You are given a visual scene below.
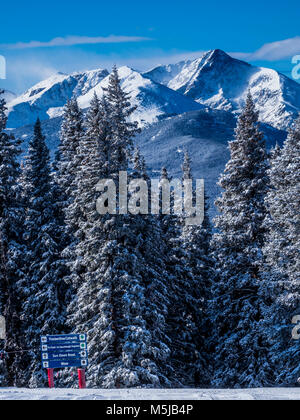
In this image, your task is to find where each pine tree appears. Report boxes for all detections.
[129,149,173,387]
[0,91,26,386]
[180,151,214,386]
[57,98,84,232]
[0,349,7,386]
[262,114,300,386]
[160,153,213,387]
[157,166,192,386]
[211,93,271,388]
[21,119,67,387]
[103,65,140,174]
[66,74,172,388]
[54,98,85,331]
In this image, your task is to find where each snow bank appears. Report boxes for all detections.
[0,388,299,400]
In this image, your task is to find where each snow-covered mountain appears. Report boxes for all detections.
[11,106,286,218]
[146,49,300,130]
[78,66,203,126]
[134,108,286,216]
[143,60,192,86]
[0,89,17,103]
[3,48,297,211]
[7,66,203,129]
[6,50,300,130]
[7,69,109,128]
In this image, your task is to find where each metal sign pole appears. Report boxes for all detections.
[47,368,54,388]
[78,368,86,389]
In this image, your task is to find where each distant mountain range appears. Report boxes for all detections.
[3,49,298,212]
[6,49,300,131]
[144,49,300,130]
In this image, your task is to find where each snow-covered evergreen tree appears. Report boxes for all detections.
[21,119,67,387]
[57,98,84,235]
[0,349,7,386]
[160,153,213,387]
[103,65,140,174]
[179,151,214,386]
[211,93,272,388]
[54,98,85,334]
[66,77,171,388]
[0,91,26,386]
[156,166,194,386]
[262,114,300,386]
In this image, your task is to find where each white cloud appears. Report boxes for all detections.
[230,37,300,61]
[0,35,152,50]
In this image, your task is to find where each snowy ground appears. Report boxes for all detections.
[0,388,300,400]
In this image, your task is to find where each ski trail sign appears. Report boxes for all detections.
[0,316,5,340]
[40,334,88,369]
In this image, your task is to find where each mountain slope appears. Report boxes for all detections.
[11,105,286,219]
[78,66,203,126]
[7,51,300,130]
[134,108,286,216]
[0,89,17,103]
[7,69,109,128]
[7,66,203,129]
[147,49,300,130]
[143,60,192,86]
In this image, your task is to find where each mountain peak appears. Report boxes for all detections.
[201,49,248,68]
[206,49,231,59]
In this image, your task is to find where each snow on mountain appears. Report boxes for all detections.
[5,50,296,209]
[7,51,300,130]
[0,89,17,103]
[7,69,109,128]
[78,66,203,126]
[7,66,202,129]
[134,108,286,216]
[11,106,286,218]
[147,49,300,130]
[143,60,192,86]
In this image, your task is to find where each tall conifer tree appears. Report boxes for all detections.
[180,151,213,386]
[21,119,67,387]
[211,93,271,387]
[66,75,172,388]
[262,115,300,386]
[0,91,25,386]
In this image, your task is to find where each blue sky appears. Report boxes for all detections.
[1,0,300,92]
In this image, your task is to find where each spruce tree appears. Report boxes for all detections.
[262,114,300,386]
[66,74,172,388]
[211,93,271,388]
[21,119,67,387]
[103,65,140,174]
[57,98,84,234]
[55,98,85,332]
[0,91,26,386]
[0,349,7,386]
[161,154,213,387]
[180,151,214,386]
[158,166,193,386]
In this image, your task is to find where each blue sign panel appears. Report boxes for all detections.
[42,359,88,369]
[40,334,88,369]
[41,350,87,361]
[40,342,87,352]
[40,334,86,344]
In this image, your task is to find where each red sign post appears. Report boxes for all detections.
[47,368,54,389]
[78,369,86,389]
